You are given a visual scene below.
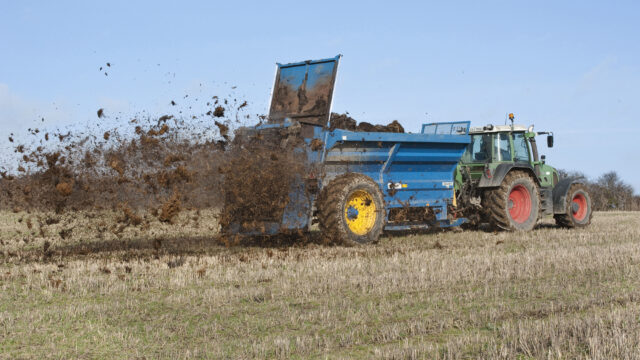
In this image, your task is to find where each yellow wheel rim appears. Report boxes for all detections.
[344,190,377,235]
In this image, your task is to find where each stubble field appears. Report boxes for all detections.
[1,211,639,359]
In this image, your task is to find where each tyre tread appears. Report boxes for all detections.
[481,171,540,231]
[317,173,385,245]
[554,183,593,228]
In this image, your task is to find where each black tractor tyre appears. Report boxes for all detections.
[317,173,386,246]
[554,183,593,228]
[482,171,540,231]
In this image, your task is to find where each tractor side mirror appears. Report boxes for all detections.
[547,134,554,148]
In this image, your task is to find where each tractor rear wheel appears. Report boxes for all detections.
[482,171,540,231]
[554,183,593,228]
[317,173,386,245]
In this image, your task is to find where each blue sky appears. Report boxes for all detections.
[1,1,639,192]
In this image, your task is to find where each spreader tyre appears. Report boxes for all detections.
[554,183,593,228]
[317,173,386,245]
[482,171,540,231]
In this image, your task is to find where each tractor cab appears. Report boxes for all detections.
[462,124,530,163]
[458,123,558,189]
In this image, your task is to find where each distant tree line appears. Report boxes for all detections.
[558,170,640,211]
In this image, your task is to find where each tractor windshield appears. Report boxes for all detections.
[461,132,516,163]
[494,133,512,162]
[461,134,492,163]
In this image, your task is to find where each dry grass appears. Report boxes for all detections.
[1,211,639,359]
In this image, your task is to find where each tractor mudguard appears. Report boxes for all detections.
[553,177,583,214]
[478,163,538,188]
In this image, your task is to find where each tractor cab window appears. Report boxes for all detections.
[493,133,512,162]
[513,132,530,162]
[462,134,492,163]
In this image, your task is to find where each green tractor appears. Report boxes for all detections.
[455,114,592,231]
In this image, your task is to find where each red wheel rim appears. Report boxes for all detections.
[572,193,588,221]
[508,185,532,223]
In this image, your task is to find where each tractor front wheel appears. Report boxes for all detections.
[554,183,593,228]
[482,171,540,231]
[317,173,386,245]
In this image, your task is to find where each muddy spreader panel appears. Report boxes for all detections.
[268,56,340,127]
